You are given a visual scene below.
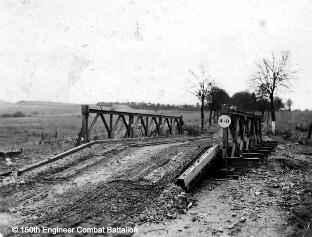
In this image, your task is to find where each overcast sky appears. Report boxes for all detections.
[0,0,311,109]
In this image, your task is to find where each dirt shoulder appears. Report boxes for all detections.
[270,140,312,237]
[134,138,312,237]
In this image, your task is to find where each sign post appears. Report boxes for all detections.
[218,113,231,161]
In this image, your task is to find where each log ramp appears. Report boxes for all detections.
[177,144,220,191]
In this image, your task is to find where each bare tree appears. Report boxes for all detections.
[208,87,230,125]
[189,66,214,132]
[251,51,296,134]
[286,98,293,111]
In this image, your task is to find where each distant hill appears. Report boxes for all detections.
[0,100,12,105]
[16,100,79,106]
[0,100,80,116]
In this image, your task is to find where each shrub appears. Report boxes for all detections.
[31,111,39,115]
[1,111,27,118]
[277,129,293,140]
[183,125,201,136]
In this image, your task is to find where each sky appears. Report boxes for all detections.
[0,0,311,109]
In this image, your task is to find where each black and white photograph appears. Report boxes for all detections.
[0,0,311,236]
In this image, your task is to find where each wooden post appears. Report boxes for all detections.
[179,116,184,134]
[129,115,134,137]
[166,118,172,135]
[145,117,149,136]
[81,105,89,143]
[246,118,251,150]
[255,119,260,144]
[222,127,229,160]
[307,123,312,140]
[153,117,160,135]
[221,104,229,160]
[109,113,113,138]
[259,117,262,143]
[158,117,162,136]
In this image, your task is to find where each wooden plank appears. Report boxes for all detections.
[113,115,122,131]
[17,141,97,175]
[99,114,111,137]
[89,108,182,119]
[226,157,262,167]
[230,117,239,157]
[178,117,183,134]
[109,113,113,138]
[129,115,134,137]
[158,117,162,136]
[241,152,265,158]
[152,117,160,135]
[145,117,149,136]
[140,116,148,136]
[0,170,12,177]
[88,113,99,134]
[165,118,172,135]
[120,114,130,137]
[177,145,219,190]
[174,118,180,134]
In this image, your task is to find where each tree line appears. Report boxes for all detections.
[191,51,296,133]
[99,90,287,113]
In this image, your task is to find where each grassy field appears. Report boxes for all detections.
[262,110,312,135]
[276,110,312,129]
[0,102,210,150]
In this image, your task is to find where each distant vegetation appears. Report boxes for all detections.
[97,94,286,114]
[96,101,200,111]
[1,111,27,118]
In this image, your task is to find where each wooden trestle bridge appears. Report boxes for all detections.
[76,104,184,145]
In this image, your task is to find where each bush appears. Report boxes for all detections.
[277,129,293,140]
[295,123,308,132]
[31,111,39,115]
[1,111,27,118]
[183,125,201,136]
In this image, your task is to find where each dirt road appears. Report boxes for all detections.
[0,135,216,236]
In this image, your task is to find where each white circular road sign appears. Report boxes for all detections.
[218,115,231,128]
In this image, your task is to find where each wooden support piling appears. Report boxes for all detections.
[81,105,89,142]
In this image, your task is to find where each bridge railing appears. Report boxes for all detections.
[76,105,184,145]
[220,105,263,159]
